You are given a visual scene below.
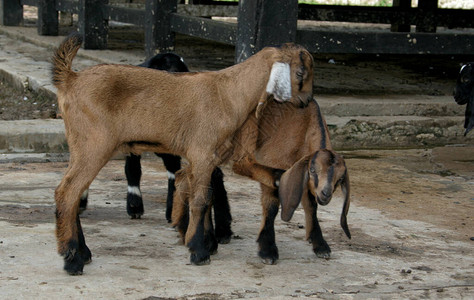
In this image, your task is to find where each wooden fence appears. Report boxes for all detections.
[1,0,473,61]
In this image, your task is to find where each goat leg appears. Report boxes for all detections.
[185,165,216,265]
[171,168,191,242]
[302,192,331,259]
[158,153,182,223]
[125,154,144,219]
[257,184,280,264]
[211,167,233,244]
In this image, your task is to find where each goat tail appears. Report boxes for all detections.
[52,32,83,88]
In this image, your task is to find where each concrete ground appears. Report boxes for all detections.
[0,19,473,299]
[0,147,473,299]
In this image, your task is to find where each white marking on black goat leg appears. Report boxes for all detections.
[167,171,176,180]
[81,189,89,200]
[127,186,142,197]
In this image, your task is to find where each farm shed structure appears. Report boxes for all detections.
[1,0,473,61]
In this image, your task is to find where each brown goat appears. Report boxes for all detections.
[172,98,351,264]
[51,33,314,275]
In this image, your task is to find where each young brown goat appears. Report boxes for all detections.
[52,33,314,274]
[173,99,351,264]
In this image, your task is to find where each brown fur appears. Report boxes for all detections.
[52,33,314,271]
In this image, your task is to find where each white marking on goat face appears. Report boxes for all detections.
[266,62,292,102]
[127,186,142,197]
[167,171,176,180]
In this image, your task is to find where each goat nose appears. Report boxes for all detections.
[321,189,331,198]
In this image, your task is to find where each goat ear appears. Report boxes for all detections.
[340,169,351,239]
[279,156,309,222]
[266,62,292,102]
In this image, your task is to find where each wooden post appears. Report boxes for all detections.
[416,0,438,33]
[390,0,411,32]
[78,0,109,49]
[37,0,58,35]
[0,0,23,26]
[144,0,177,58]
[235,0,298,63]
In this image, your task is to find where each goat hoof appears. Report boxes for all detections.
[190,252,211,265]
[215,228,233,244]
[216,235,232,245]
[127,194,144,219]
[258,246,279,265]
[64,251,85,276]
[261,257,277,265]
[82,245,92,265]
[130,213,142,220]
[314,244,331,259]
[206,235,218,255]
[315,251,331,259]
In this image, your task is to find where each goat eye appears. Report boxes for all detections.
[296,69,304,79]
[461,76,470,84]
[310,167,315,173]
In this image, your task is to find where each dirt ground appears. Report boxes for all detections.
[0,146,472,299]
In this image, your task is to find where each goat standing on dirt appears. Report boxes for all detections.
[173,99,351,264]
[454,63,474,135]
[78,53,232,242]
[52,33,314,275]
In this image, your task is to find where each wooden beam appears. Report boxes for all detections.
[56,0,79,14]
[170,13,236,45]
[21,0,37,6]
[296,29,474,55]
[107,5,145,26]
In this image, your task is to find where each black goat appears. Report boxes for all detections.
[454,63,474,136]
[78,53,233,243]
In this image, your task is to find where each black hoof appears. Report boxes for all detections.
[216,235,232,245]
[313,241,331,259]
[82,245,92,265]
[63,242,92,275]
[258,245,279,265]
[127,194,144,219]
[207,236,218,255]
[261,257,278,265]
[215,228,233,245]
[190,251,211,265]
[64,250,85,275]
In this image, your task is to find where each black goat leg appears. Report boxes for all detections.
[158,153,182,223]
[125,154,144,219]
[257,185,279,264]
[211,167,233,244]
[302,193,331,258]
